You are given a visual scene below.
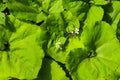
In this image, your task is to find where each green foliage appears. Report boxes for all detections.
[37,58,69,80]
[0,0,120,80]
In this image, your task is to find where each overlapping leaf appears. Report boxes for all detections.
[46,1,89,63]
[0,0,120,80]
[0,15,45,79]
[103,1,120,30]
[6,0,47,23]
[66,6,120,80]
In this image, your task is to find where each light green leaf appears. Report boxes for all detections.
[47,36,84,63]
[110,1,120,30]
[108,1,120,22]
[66,22,120,80]
[103,1,120,31]
[102,1,120,40]
[0,15,45,79]
[7,1,47,23]
[37,58,69,80]
[49,0,64,13]
[63,1,89,17]
[84,6,104,27]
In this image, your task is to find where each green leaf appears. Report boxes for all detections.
[66,21,120,80]
[0,15,45,79]
[108,1,120,22]
[37,58,69,80]
[103,1,120,30]
[47,36,84,63]
[49,0,64,13]
[102,1,120,40]
[84,5,104,27]
[42,0,64,13]
[7,1,47,23]
[63,1,89,17]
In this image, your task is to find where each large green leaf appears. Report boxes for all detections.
[0,15,45,79]
[66,21,120,80]
[103,1,120,41]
